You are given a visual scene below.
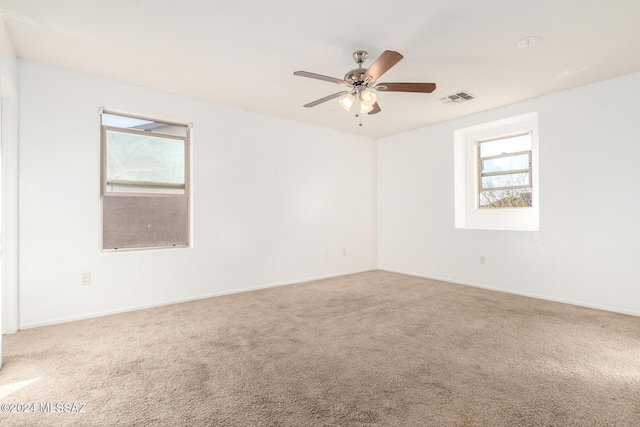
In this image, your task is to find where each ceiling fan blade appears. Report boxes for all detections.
[368,102,381,115]
[303,91,349,108]
[294,71,351,87]
[375,82,436,93]
[363,50,403,82]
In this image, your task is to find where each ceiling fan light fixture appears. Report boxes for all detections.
[339,93,356,111]
[360,89,377,107]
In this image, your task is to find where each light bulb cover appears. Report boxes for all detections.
[339,93,356,111]
[360,89,377,107]
[360,103,373,113]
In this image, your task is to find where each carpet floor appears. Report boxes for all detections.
[1,270,639,426]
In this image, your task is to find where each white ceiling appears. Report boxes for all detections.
[1,0,639,138]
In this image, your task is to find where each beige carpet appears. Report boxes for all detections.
[1,270,639,426]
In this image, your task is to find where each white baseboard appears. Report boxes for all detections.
[378,267,640,317]
[21,266,637,330]
[19,267,378,330]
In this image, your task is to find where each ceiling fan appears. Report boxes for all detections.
[294,50,436,118]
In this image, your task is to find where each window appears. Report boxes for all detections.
[477,132,532,209]
[454,112,538,231]
[100,110,190,251]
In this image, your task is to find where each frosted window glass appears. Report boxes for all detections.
[106,130,185,194]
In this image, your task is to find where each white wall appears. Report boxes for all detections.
[378,71,640,315]
[19,59,377,328]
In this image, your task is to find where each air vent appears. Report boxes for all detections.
[440,91,475,104]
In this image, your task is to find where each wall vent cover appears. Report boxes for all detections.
[440,91,475,104]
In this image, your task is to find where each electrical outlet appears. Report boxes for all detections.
[323,250,327,258]
[342,248,347,256]
[479,256,486,265]
[80,273,91,286]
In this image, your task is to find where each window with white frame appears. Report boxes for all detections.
[100,110,191,251]
[454,112,539,231]
[477,132,532,209]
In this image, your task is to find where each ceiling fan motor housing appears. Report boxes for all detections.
[345,68,367,85]
[346,51,371,85]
